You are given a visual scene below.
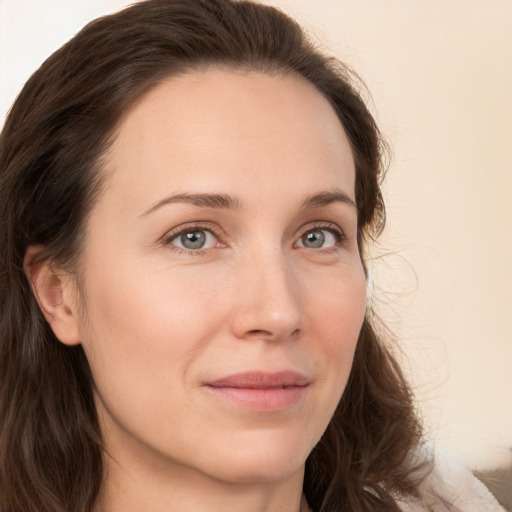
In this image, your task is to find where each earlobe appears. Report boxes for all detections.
[24,246,82,346]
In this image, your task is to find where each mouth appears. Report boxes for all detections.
[203,371,310,411]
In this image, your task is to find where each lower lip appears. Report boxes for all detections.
[204,385,307,411]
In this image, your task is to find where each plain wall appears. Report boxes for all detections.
[1,0,511,470]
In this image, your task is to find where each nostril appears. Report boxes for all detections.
[245,328,300,341]
[247,329,273,337]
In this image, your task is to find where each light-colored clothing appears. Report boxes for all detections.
[397,456,506,512]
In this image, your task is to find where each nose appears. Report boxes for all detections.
[229,249,302,342]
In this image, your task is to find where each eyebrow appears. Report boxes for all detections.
[300,189,357,211]
[140,192,241,217]
[140,188,357,217]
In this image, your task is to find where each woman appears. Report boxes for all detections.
[0,1,504,511]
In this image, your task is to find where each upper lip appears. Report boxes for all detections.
[205,371,310,389]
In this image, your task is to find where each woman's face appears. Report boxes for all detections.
[73,69,366,484]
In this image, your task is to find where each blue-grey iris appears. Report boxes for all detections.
[181,231,206,249]
[302,230,325,248]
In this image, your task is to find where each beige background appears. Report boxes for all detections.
[1,0,511,470]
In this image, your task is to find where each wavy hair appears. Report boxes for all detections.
[0,1,429,511]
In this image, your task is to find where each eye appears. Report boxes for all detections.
[168,229,218,250]
[296,227,342,249]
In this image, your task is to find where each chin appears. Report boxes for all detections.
[211,456,306,485]
[196,429,313,484]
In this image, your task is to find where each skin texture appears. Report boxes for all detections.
[28,69,367,512]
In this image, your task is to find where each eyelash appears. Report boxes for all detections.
[296,222,347,252]
[161,221,347,255]
[161,221,224,256]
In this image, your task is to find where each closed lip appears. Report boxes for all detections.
[203,371,310,411]
[205,370,310,389]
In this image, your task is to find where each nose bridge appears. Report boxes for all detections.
[231,241,301,340]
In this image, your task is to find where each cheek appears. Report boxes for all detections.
[305,265,366,380]
[83,257,227,340]
[77,262,231,408]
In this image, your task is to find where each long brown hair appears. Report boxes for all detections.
[0,1,428,511]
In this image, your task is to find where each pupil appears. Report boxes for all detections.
[303,230,324,248]
[181,231,206,249]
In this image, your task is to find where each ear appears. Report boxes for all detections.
[24,245,82,346]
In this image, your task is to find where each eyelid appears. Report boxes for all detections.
[161,221,225,253]
[294,221,347,248]
[159,220,347,254]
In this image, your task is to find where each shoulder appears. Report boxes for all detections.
[396,454,506,512]
[399,450,506,512]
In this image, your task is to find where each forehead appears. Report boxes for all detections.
[102,68,355,210]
